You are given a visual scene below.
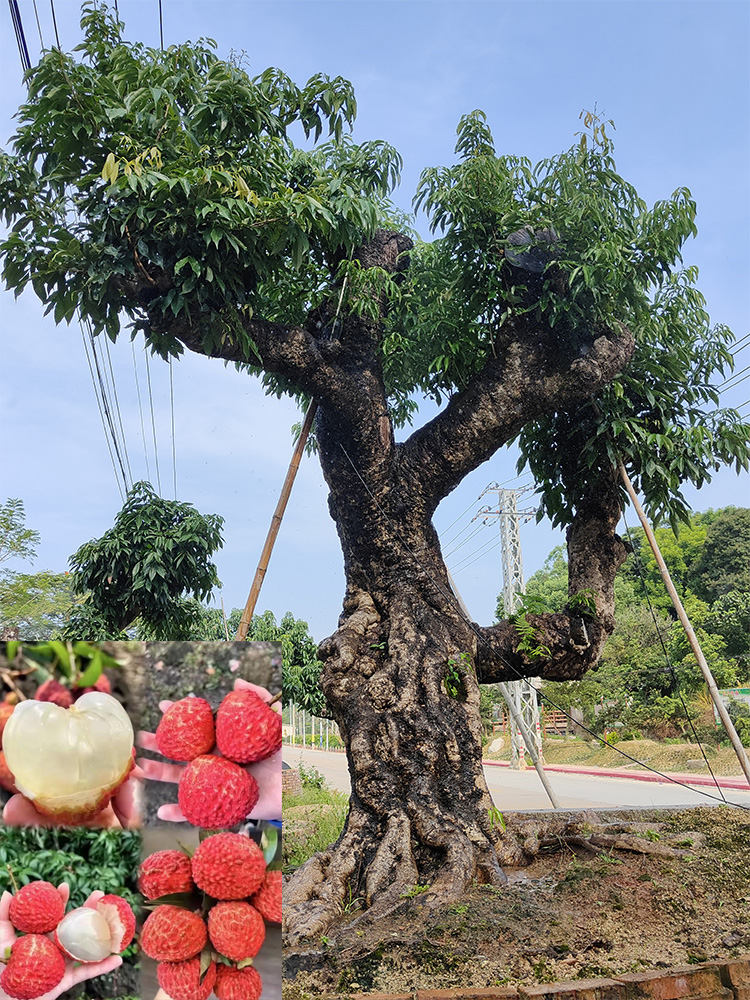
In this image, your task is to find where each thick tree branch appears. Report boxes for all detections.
[398,321,634,516]
[474,480,627,683]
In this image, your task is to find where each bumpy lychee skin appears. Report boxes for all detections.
[191,832,266,900]
[0,934,66,1000]
[0,750,17,793]
[208,900,265,960]
[251,868,282,923]
[35,678,73,708]
[97,894,136,952]
[157,957,217,1000]
[214,964,263,1000]
[178,755,258,828]
[0,702,15,737]
[139,849,195,900]
[8,880,65,933]
[215,689,282,764]
[156,697,216,762]
[140,905,207,962]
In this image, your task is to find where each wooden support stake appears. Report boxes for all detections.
[618,461,750,788]
[235,401,318,640]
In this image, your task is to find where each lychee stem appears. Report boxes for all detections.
[269,692,282,706]
[6,865,18,893]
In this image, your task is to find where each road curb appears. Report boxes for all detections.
[481,758,749,791]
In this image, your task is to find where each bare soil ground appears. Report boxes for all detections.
[282,805,750,998]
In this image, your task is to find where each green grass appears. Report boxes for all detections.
[283,781,349,871]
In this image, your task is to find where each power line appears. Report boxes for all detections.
[31,0,44,49]
[449,532,502,573]
[443,519,490,559]
[450,538,502,575]
[158,0,163,49]
[131,339,152,483]
[144,347,162,494]
[103,335,132,487]
[169,358,177,499]
[337,441,749,811]
[80,325,126,502]
[621,506,726,803]
[8,0,31,71]
[49,0,59,47]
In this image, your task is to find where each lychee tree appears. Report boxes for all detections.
[1,2,749,942]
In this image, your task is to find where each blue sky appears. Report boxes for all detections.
[0,0,748,641]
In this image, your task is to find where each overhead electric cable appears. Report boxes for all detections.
[448,532,502,572]
[450,538,502,575]
[80,326,126,502]
[9,0,31,71]
[49,0,59,47]
[31,0,44,49]
[144,348,162,494]
[85,325,131,492]
[158,0,163,49]
[720,363,750,389]
[103,335,132,486]
[337,441,749,811]
[443,519,490,559]
[169,359,177,499]
[131,340,152,483]
[621,505,726,803]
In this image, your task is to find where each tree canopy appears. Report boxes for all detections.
[1,4,747,536]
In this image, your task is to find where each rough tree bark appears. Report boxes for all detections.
[130,229,634,944]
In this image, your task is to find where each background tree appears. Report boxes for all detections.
[0,499,40,565]
[1,5,748,941]
[64,481,224,638]
[0,569,73,638]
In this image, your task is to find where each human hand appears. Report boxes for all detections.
[137,679,281,822]
[0,886,123,1000]
[2,768,144,830]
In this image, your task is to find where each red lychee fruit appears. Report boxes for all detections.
[251,868,282,923]
[8,881,65,934]
[0,750,18,793]
[157,957,217,1000]
[215,688,282,764]
[139,849,195,900]
[34,678,73,708]
[178,755,258,828]
[0,702,15,737]
[191,832,266,900]
[208,900,265,961]
[140,905,207,962]
[73,673,112,698]
[97,894,136,952]
[214,964,263,1000]
[156,696,215,761]
[0,934,66,1000]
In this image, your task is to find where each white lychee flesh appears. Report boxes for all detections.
[1,692,134,820]
[56,907,113,962]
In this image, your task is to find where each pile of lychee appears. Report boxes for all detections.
[139,832,281,1000]
[155,690,281,828]
[0,880,135,1000]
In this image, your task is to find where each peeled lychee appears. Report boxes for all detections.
[1,691,135,822]
[215,688,282,764]
[140,905,208,962]
[156,697,215,761]
[251,868,282,923]
[157,957,217,1000]
[55,895,135,962]
[214,964,263,1000]
[178,754,258,828]
[35,678,73,708]
[0,934,66,1000]
[8,880,65,934]
[208,900,265,961]
[139,849,195,900]
[191,832,266,900]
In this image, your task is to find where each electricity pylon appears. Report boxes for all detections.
[477,486,544,769]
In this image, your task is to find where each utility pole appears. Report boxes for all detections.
[478,486,544,769]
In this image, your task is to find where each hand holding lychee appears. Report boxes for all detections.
[137,680,282,825]
[0,882,133,1000]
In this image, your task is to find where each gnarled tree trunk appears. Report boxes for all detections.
[132,228,633,944]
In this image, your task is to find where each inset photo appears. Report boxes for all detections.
[137,642,282,827]
[0,825,141,998]
[0,641,143,830]
[139,823,281,1000]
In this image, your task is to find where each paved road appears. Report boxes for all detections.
[285,746,750,811]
